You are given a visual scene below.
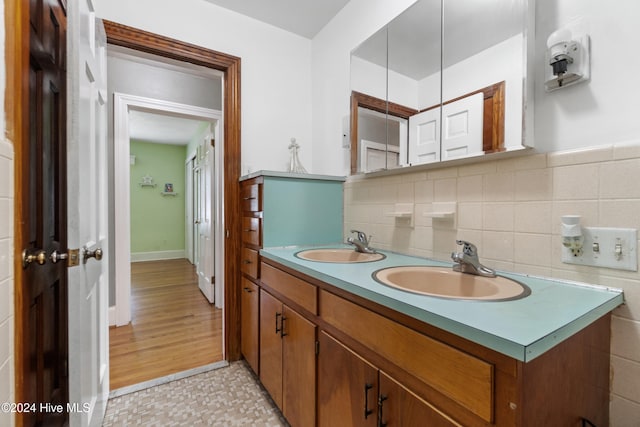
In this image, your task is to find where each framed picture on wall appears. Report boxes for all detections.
[164,183,173,193]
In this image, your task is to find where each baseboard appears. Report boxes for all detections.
[109,306,116,326]
[131,250,186,262]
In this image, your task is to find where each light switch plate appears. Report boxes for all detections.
[562,227,638,271]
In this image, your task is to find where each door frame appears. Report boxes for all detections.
[104,20,242,360]
[113,94,223,325]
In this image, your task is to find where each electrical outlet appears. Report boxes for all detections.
[562,227,638,271]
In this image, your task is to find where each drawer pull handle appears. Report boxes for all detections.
[280,316,288,337]
[378,395,388,427]
[364,383,374,419]
[243,228,256,232]
[243,259,252,264]
[243,287,253,293]
[275,312,282,334]
[243,196,256,200]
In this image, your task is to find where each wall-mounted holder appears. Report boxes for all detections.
[138,174,156,187]
[562,226,638,271]
[161,192,179,197]
[385,203,414,228]
[424,202,457,228]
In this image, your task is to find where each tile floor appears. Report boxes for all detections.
[103,362,287,426]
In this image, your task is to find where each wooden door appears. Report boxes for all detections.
[240,278,259,374]
[282,305,316,427]
[379,371,461,427]
[259,290,283,408]
[318,332,378,427]
[20,0,68,425]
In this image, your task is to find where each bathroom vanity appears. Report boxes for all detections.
[248,245,622,427]
[239,171,344,374]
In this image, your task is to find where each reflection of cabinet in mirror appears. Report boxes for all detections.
[351,81,505,173]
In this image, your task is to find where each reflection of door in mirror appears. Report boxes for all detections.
[360,140,400,173]
[350,91,417,174]
[408,81,505,165]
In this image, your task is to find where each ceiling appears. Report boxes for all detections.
[129,110,209,145]
[201,0,350,39]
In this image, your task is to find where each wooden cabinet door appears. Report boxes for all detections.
[282,306,317,427]
[241,279,259,374]
[318,332,378,427]
[259,290,283,408]
[379,371,461,427]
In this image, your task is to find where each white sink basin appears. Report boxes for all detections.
[295,248,385,263]
[373,266,530,301]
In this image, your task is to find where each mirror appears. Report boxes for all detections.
[350,0,533,174]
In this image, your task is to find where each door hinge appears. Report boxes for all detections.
[211,276,215,284]
[210,138,215,147]
[67,249,80,267]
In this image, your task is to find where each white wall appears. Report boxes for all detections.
[94,0,313,175]
[311,0,418,176]
[0,0,15,425]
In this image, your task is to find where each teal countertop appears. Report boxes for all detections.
[260,245,624,362]
[239,170,346,182]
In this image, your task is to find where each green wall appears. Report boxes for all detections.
[130,140,186,254]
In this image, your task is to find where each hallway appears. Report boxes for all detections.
[109,259,223,390]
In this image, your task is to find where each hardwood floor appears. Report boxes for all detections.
[109,259,223,390]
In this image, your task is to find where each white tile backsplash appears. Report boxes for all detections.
[344,142,640,419]
[0,140,14,427]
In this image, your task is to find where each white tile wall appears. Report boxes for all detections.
[344,141,640,424]
[0,140,14,427]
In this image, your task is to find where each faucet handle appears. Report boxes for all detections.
[350,229,368,243]
[455,239,477,256]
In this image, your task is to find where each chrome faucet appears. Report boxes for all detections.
[451,240,496,277]
[347,229,376,254]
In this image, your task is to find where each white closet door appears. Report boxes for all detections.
[408,108,440,165]
[441,92,484,161]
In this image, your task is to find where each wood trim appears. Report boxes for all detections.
[102,21,243,360]
[350,91,418,174]
[8,0,30,424]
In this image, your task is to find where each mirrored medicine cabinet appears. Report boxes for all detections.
[350,0,534,174]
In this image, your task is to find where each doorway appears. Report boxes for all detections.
[110,97,224,389]
[103,20,242,386]
[113,94,224,320]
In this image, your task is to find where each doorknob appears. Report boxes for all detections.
[83,247,103,264]
[22,249,47,268]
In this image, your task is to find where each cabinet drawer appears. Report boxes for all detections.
[241,183,262,212]
[241,248,259,279]
[320,290,494,423]
[261,263,317,315]
[242,217,262,247]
